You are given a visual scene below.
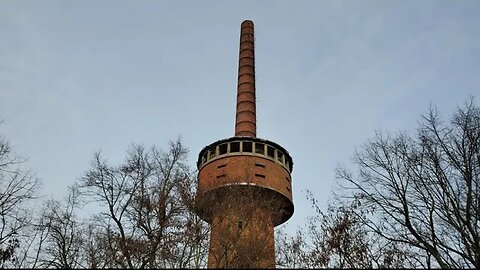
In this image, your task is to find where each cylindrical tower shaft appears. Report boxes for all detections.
[235,20,256,138]
[195,20,294,269]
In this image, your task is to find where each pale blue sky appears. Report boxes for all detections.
[1,0,479,233]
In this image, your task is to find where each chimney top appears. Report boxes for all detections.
[242,20,254,26]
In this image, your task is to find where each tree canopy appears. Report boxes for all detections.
[1,97,479,268]
[277,98,480,269]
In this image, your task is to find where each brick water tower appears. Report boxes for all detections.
[195,20,294,268]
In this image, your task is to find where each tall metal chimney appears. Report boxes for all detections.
[235,20,256,137]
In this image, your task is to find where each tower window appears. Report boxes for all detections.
[277,151,284,163]
[267,146,275,158]
[230,141,240,153]
[217,174,226,178]
[255,174,265,178]
[209,148,217,159]
[285,176,290,182]
[238,221,243,229]
[286,186,291,192]
[219,143,228,155]
[255,143,265,155]
[255,163,265,168]
[217,164,227,169]
[242,141,252,152]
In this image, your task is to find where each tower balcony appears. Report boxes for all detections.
[195,136,294,226]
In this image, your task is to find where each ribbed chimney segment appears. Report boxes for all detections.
[235,20,256,138]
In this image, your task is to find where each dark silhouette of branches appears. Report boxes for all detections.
[276,192,408,268]
[276,98,480,269]
[0,130,40,268]
[77,138,209,268]
[335,98,480,268]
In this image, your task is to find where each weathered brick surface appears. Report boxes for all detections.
[208,206,275,268]
[198,155,292,201]
[235,20,256,138]
[197,152,293,268]
[194,19,294,269]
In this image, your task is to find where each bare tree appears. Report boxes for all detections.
[303,196,372,268]
[34,185,84,269]
[275,227,309,268]
[275,191,409,269]
[336,98,480,268]
[0,131,41,268]
[78,138,209,268]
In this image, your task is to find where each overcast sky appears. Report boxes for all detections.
[1,0,479,233]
